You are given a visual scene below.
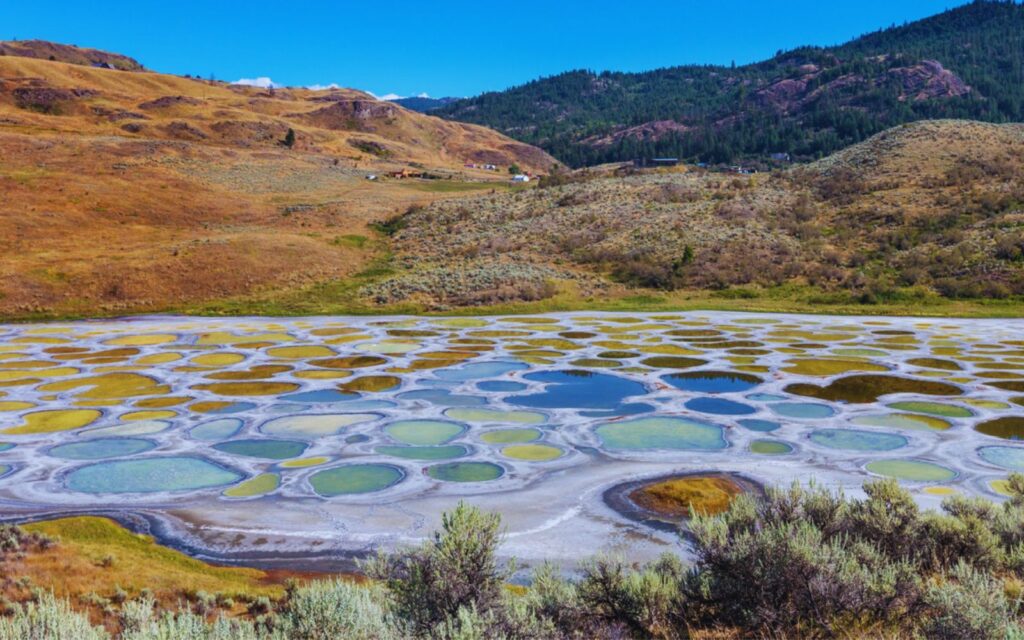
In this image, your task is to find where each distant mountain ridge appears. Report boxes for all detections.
[436,0,1024,166]
[390,96,460,112]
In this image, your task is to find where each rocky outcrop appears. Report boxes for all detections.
[162,121,207,141]
[296,100,399,131]
[10,85,95,114]
[138,96,203,110]
[584,120,693,147]
[887,59,971,101]
[755,79,809,112]
[210,120,287,147]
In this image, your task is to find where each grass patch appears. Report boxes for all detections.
[332,234,368,248]
[398,180,510,193]
[9,276,1024,323]
[631,476,743,518]
[15,517,287,602]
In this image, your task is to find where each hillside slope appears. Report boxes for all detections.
[367,120,1024,307]
[0,49,557,318]
[0,39,144,70]
[437,0,1024,166]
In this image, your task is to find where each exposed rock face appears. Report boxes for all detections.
[10,85,95,114]
[296,100,399,131]
[585,120,693,147]
[138,96,203,110]
[210,120,287,147]
[887,59,971,101]
[91,106,148,121]
[755,79,809,112]
[756,60,970,113]
[162,121,207,140]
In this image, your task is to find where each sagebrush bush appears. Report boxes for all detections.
[6,477,1024,638]
[921,562,1022,640]
[0,593,109,640]
[577,555,687,639]
[365,501,509,635]
[275,580,398,640]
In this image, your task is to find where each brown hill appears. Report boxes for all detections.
[0,47,558,318]
[0,39,144,70]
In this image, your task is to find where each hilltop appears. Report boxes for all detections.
[366,120,1024,309]
[0,46,557,319]
[437,0,1024,166]
[0,39,144,70]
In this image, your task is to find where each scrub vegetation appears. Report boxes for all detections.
[6,479,1024,638]
[370,120,1024,312]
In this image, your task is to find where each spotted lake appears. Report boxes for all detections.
[1,312,1022,568]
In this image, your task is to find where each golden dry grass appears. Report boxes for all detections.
[0,53,556,319]
[630,476,744,518]
[9,517,295,601]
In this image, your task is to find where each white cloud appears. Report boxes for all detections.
[232,76,277,89]
[299,86,434,101]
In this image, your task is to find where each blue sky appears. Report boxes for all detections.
[2,1,967,98]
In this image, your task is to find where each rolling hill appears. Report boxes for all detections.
[0,43,557,319]
[0,39,145,70]
[437,0,1024,166]
[369,119,1024,308]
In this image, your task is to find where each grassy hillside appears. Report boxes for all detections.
[0,50,557,319]
[360,120,1024,311]
[437,0,1024,166]
[0,517,310,631]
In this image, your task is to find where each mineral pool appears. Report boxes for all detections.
[0,311,1021,567]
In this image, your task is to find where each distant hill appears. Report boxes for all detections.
[0,45,557,318]
[437,0,1024,166]
[0,39,144,70]
[390,96,460,112]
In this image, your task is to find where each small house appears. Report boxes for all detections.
[512,174,530,182]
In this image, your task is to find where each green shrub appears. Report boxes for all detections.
[365,501,509,635]
[0,593,109,640]
[275,580,397,640]
[921,562,1022,640]
[577,555,686,639]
